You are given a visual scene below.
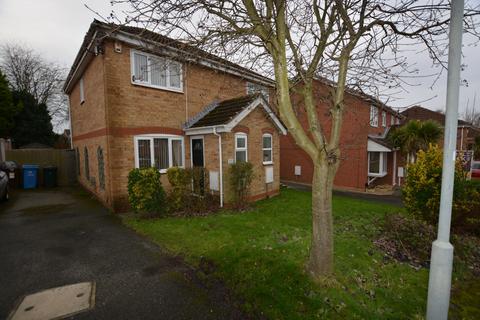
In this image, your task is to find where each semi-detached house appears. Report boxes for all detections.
[280,78,405,191]
[64,20,286,212]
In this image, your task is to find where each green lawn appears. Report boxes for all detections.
[123,188,477,319]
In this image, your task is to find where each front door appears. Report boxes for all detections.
[191,138,204,167]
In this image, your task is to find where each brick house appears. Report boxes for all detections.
[401,105,480,151]
[64,20,286,211]
[280,78,404,191]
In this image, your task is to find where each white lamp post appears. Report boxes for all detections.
[426,0,464,319]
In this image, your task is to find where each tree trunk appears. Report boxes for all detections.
[306,161,335,279]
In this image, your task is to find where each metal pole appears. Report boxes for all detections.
[426,0,464,319]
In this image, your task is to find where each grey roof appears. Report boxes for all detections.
[187,95,259,128]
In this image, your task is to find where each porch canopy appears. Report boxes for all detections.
[367,137,392,152]
[183,93,287,135]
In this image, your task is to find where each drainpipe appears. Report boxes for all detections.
[213,127,224,207]
[460,127,464,150]
[392,150,397,186]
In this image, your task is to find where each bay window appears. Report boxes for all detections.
[131,50,183,92]
[235,133,248,162]
[262,133,273,164]
[368,151,388,176]
[135,135,184,173]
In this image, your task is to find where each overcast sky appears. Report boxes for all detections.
[0,0,479,118]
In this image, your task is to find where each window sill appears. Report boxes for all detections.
[131,81,184,94]
[263,161,273,166]
[368,172,387,178]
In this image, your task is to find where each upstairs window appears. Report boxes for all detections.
[382,111,387,127]
[134,135,184,173]
[391,114,395,125]
[247,82,269,100]
[370,105,378,127]
[262,134,273,164]
[235,133,248,162]
[79,77,85,104]
[131,50,183,92]
[396,117,400,125]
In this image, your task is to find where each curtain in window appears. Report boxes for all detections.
[97,146,105,190]
[84,147,90,179]
[134,53,148,82]
[138,139,151,168]
[172,140,182,166]
[150,57,167,87]
[262,135,272,162]
[169,62,181,88]
[154,138,169,170]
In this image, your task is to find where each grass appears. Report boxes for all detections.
[123,188,478,319]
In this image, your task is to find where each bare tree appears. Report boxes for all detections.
[109,0,480,279]
[463,94,479,126]
[0,43,68,129]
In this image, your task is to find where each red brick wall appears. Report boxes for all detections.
[280,80,400,190]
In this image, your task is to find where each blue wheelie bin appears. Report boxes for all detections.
[23,164,39,189]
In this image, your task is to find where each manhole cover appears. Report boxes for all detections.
[8,282,95,320]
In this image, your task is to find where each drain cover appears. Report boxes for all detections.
[8,282,95,320]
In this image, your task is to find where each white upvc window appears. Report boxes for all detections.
[246,82,269,100]
[368,151,388,177]
[134,135,184,173]
[396,117,400,125]
[370,105,378,127]
[79,77,85,104]
[382,111,387,127]
[235,133,248,162]
[391,113,395,125]
[262,133,273,164]
[131,50,183,92]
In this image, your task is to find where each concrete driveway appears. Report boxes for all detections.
[0,188,244,319]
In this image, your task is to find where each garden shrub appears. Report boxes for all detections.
[166,167,191,212]
[228,161,254,209]
[403,144,480,231]
[166,167,218,215]
[376,213,480,274]
[127,167,167,217]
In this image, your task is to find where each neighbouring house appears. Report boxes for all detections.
[280,78,405,191]
[64,20,286,212]
[401,105,480,151]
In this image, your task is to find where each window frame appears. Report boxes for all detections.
[79,77,85,104]
[370,105,379,127]
[391,113,395,125]
[130,49,183,93]
[234,133,248,163]
[368,151,388,177]
[246,82,269,101]
[134,134,185,173]
[382,111,387,127]
[262,133,273,165]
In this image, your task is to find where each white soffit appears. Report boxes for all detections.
[367,139,391,152]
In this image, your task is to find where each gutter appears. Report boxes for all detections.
[63,30,98,93]
[213,127,224,208]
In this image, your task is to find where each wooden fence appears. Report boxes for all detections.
[6,149,77,187]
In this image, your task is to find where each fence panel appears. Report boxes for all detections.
[6,149,77,187]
